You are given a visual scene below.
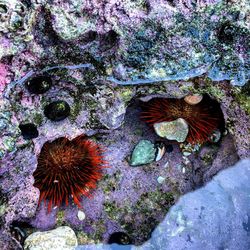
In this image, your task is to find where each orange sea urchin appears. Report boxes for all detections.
[141,94,225,144]
[33,135,107,212]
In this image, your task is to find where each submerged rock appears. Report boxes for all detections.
[130,140,156,166]
[24,226,78,250]
[153,118,189,143]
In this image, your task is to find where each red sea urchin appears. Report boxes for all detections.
[141,94,225,144]
[33,135,107,212]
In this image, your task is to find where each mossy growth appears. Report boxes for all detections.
[91,220,106,242]
[56,210,66,227]
[232,86,250,115]
[180,77,227,101]
[120,190,176,242]
[33,113,43,126]
[70,98,82,122]
[103,201,122,221]
[117,87,134,104]
[76,231,96,245]
[102,170,122,194]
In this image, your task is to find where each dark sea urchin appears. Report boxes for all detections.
[33,135,107,212]
[141,94,225,144]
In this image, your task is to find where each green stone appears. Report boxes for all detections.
[130,140,156,166]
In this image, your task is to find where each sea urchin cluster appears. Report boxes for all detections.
[33,135,107,212]
[141,94,225,144]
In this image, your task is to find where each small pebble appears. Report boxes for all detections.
[130,140,156,166]
[77,210,86,221]
[153,118,189,143]
[182,167,186,174]
[157,176,166,184]
[184,94,203,105]
[44,100,71,122]
[26,75,52,95]
[19,123,39,140]
[183,151,191,156]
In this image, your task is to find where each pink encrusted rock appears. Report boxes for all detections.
[0,63,8,93]
[5,179,39,226]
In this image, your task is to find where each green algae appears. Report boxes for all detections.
[56,210,66,227]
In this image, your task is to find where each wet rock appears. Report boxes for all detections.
[98,99,126,130]
[153,118,189,143]
[130,140,156,166]
[24,226,78,250]
[44,100,71,122]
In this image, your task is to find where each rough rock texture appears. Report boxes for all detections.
[76,158,250,250]
[0,0,249,249]
[24,226,78,250]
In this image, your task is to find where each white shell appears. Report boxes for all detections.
[157,176,166,184]
[184,94,203,105]
[77,210,86,221]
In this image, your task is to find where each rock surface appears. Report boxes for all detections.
[76,158,250,250]
[24,226,78,250]
[0,0,249,248]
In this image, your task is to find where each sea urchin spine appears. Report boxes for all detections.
[141,94,224,144]
[33,135,107,212]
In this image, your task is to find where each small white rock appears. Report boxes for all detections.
[183,151,191,156]
[24,226,78,250]
[157,176,166,184]
[77,210,86,221]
